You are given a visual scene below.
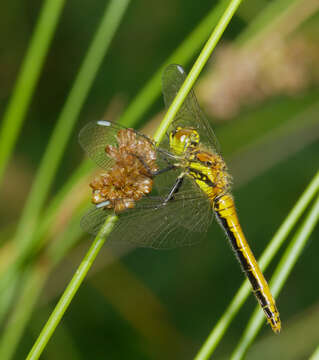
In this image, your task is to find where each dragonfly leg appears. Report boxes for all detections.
[152,164,176,176]
[163,174,185,204]
[128,152,175,177]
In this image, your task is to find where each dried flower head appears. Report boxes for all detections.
[106,129,158,174]
[90,129,158,212]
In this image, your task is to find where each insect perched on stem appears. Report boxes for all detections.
[79,64,281,333]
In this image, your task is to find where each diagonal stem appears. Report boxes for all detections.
[0,0,66,183]
[0,0,131,324]
[26,215,118,360]
[231,193,319,359]
[194,170,319,360]
[153,0,243,143]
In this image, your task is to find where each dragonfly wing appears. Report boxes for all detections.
[162,64,220,153]
[79,120,122,169]
[115,189,212,249]
[80,206,115,236]
[79,120,174,172]
[81,184,213,249]
[174,177,214,232]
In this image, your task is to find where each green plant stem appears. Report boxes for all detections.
[2,0,235,279]
[0,0,227,285]
[26,215,117,360]
[0,207,86,360]
[2,0,231,261]
[8,104,317,360]
[309,344,319,360]
[31,160,93,255]
[0,278,19,325]
[120,0,230,127]
[0,160,91,277]
[153,0,243,144]
[231,193,319,360]
[237,0,319,47]
[22,2,245,356]
[0,0,130,323]
[7,105,318,360]
[0,267,46,360]
[194,170,319,360]
[0,0,233,344]
[0,0,66,183]
[14,0,130,255]
[236,0,297,45]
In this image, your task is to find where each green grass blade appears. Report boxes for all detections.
[13,0,130,257]
[26,215,117,360]
[237,0,319,47]
[153,0,244,143]
[6,0,235,262]
[0,3,234,326]
[0,267,47,360]
[1,160,91,276]
[0,0,66,183]
[309,344,319,360]
[7,101,318,360]
[0,278,19,325]
[0,0,225,334]
[236,0,298,44]
[22,2,246,356]
[30,160,92,255]
[120,0,230,127]
[0,0,130,329]
[231,193,319,360]
[0,207,86,360]
[194,170,319,360]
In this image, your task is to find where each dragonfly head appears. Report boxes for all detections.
[169,127,200,155]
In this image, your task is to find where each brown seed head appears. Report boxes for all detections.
[90,129,158,212]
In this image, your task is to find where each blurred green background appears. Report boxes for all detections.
[0,0,318,359]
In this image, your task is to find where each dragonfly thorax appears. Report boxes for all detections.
[187,151,231,202]
[169,127,200,156]
[169,126,231,201]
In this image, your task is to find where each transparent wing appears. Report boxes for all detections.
[79,120,160,170]
[152,146,184,195]
[79,120,121,169]
[81,177,213,249]
[161,64,220,153]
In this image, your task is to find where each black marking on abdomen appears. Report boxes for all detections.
[254,289,269,308]
[263,306,274,319]
[216,212,241,252]
[216,212,259,287]
[246,268,260,289]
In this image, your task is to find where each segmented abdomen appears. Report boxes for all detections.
[213,193,281,333]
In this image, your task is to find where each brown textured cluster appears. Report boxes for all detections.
[90,129,158,212]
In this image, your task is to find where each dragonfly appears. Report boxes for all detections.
[79,64,281,333]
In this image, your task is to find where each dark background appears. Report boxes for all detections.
[0,0,318,359]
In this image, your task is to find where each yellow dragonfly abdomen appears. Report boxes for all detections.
[213,193,281,333]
